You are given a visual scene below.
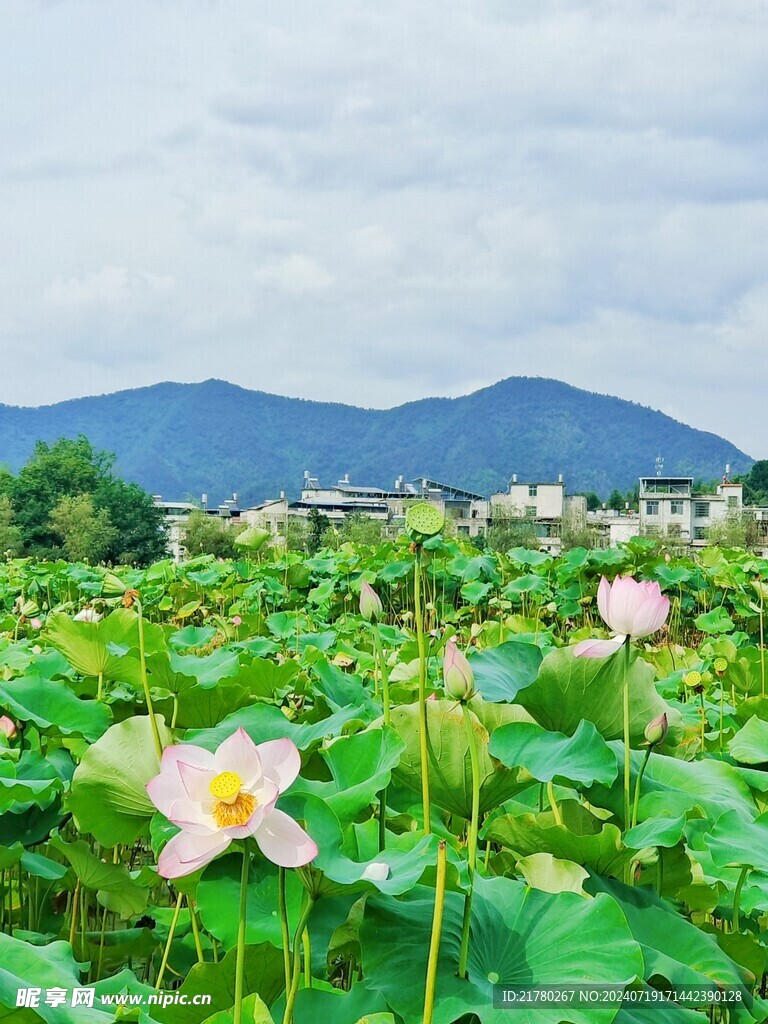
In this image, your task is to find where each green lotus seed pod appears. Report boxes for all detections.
[405,502,445,544]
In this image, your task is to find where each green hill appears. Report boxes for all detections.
[0,377,752,504]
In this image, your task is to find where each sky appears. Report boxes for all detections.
[1,0,766,456]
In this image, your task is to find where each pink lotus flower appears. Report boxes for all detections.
[0,715,17,739]
[29,618,43,630]
[146,727,317,878]
[359,580,383,622]
[574,576,669,659]
[231,616,242,627]
[443,639,475,701]
[74,607,103,623]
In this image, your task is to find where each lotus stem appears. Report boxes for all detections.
[134,598,163,761]
[278,867,291,994]
[423,840,447,1024]
[458,702,482,977]
[233,847,250,1024]
[699,691,706,755]
[760,594,765,698]
[372,624,391,850]
[732,865,750,933]
[187,896,204,964]
[68,879,80,950]
[97,671,103,702]
[282,892,315,1024]
[302,928,312,988]
[547,781,563,827]
[414,546,431,834]
[622,638,631,828]
[631,746,652,830]
[156,890,183,990]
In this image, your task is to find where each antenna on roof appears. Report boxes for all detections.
[655,454,664,478]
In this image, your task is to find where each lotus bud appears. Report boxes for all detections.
[29,618,42,630]
[359,580,383,622]
[644,712,668,747]
[231,615,242,627]
[443,640,475,702]
[0,716,17,739]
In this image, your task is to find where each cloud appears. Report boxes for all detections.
[0,0,766,460]
[44,266,174,311]
[253,254,335,295]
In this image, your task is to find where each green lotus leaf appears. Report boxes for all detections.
[484,800,631,877]
[589,877,765,1022]
[49,835,148,918]
[361,874,644,1024]
[489,719,619,787]
[390,700,525,819]
[469,640,543,703]
[515,852,590,896]
[694,607,735,634]
[67,714,172,847]
[234,527,271,551]
[44,607,165,683]
[0,674,111,742]
[514,647,671,744]
[729,716,768,764]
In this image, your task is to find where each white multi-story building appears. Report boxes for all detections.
[489,475,587,553]
[638,475,743,545]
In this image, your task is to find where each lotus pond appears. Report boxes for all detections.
[2,526,768,1023]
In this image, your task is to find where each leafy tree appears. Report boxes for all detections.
[49,494,117,563]
[323,512,383,549]
[0,496,23,556]
[738,460,768,505]
[706,511,761,552]
[6,435,167,564]
[486,509,539,552]
[307,507,330,554]
[560,510,598,551]
[582,492,601,512]
[95,476,167,564]
[608,489,625,511]
[182,510,244,559]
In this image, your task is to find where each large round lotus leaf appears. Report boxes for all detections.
[67,714,172,847]
[291,726,406,825]
[729,716,768,764]
[361,874,644,1024]
[515,647,671,745]
[484,800,631,877]
[197,853,304,949]
[234,527,271,551]
[44,608,166,684]
[703,810,768,871]
[0,674,111,742]
[390,700,525,819]
[489,719,619,787]
[589,877,764,1021]
[152,944,285,1024]
[404,502,444,541]
[0,933,109,1024]
[469,640,543,703]
[695,607,735,634]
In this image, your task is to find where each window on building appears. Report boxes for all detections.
[670,500,684,515]
[727,495,738,509]
[525,506,537,518]
[457,525,469,536]
[694,501,710,518]
[528,485,538,497]
[645,501,660,516]
[694,527,706,540]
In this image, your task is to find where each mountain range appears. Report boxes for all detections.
[0,377,752,505]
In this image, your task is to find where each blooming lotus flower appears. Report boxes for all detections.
[146,727,317,878]
[573,576,669,659]
[74,607,103,623]
[443,639,475,701]
[29,618,43,630]
[359,580,383,622]
[0,716,17,739]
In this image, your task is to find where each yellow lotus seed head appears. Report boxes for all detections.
[683,670,702,689]
[209,771,242,804]
[713,657,728,676]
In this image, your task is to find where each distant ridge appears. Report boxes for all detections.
[0,377,752,504]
